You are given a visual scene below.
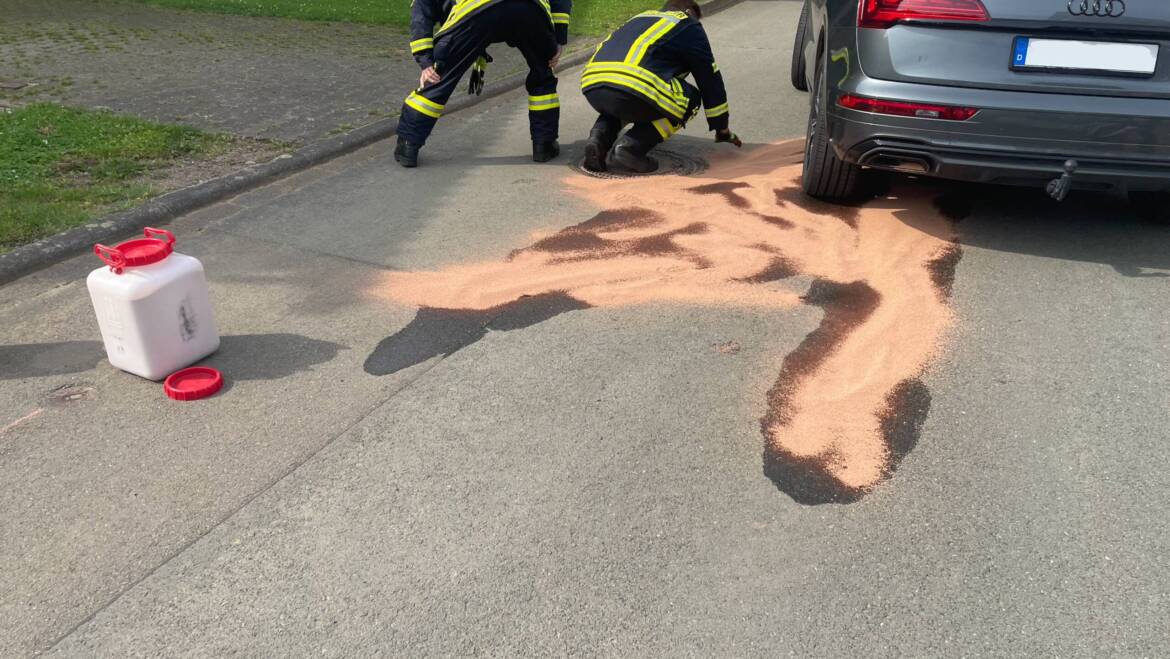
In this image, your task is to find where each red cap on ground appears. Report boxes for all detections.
[164,367,224,401]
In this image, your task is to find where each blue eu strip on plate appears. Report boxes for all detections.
[1013,37,1030,67]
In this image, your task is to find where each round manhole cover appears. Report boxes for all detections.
[570,148,708,180]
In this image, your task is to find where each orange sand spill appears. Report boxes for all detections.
[366,140,958,498]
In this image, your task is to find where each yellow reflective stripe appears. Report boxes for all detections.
[633,10,689,20]
[705,103,729,118]
[613,11,686,65]
[408,92,444,113]
[405,92,444,119]
[581,74,685,117]
[625,17,674,65]
[652,119,678,140]
[528,93,560,110]
[581,74,686,119]
[583,63,690,115]
[551,12,570,24]
[440,0,552,34]
[410,38,434,54]
[584,62,678,97]
[712,62,720,73]
[439,0,494,33]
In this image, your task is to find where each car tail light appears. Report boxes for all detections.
[859,0,989,29]
[837,94,980,120]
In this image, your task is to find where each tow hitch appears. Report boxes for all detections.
[1045,159,1079,202]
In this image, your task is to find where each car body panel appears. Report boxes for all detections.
[860,27,1170,99]
[797,0,1170,192]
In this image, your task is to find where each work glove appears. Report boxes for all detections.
[715,128,742,148]
[468,53,493,96]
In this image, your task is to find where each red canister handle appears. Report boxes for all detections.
[143,227,176,246]
[94,244,126,274]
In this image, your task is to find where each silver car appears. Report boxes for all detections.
[791,0,1170,208]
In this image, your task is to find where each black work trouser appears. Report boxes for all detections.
[398,0,560,147]
[584,84,701,156]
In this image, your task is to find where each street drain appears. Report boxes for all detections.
[570,149,708,179]
[46,382,95,405]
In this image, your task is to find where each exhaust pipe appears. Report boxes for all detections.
[860,150,933,174]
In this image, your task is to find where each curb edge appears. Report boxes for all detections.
[0,0,750,286]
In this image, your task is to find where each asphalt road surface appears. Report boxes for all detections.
[2,1,1168,656]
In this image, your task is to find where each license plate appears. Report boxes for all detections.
[1011,37,1159,76]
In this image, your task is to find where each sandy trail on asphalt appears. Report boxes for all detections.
[368,140,958,496]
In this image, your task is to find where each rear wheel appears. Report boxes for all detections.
[801,46,861,201]
[790,1,810,91]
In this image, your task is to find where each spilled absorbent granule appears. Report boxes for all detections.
[365,140,960,504]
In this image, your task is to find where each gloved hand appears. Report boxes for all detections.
[468,52,493,96]
[715,128,742,148]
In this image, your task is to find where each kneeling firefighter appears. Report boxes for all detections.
[395,0,572,168]
[581,0,740,173]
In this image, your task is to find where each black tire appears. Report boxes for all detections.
[790,1,810,91]
[801,45,862,201]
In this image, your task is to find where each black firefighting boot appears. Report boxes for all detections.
[394,137,420,168]
[533,140,560,163]
[583,126,617,173]
[610,135,659,174]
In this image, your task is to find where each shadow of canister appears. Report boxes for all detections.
[0,334,344,382]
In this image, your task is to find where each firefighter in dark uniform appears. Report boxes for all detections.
[407,0,493,98]
[395,0,572,168]
[580,0,740,173]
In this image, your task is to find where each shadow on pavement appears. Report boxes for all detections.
[0,334,344,382]
[465,135,774,170]
[0,341,105,380]
[364,293,590,376]
[896,180,1170,278]
[206,334,346,380]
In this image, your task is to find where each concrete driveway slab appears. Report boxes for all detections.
[4,1,1169,656]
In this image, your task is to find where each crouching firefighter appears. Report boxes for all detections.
[395,0,572,168]
[580,0,740,173]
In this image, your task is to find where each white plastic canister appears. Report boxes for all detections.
[87,227,220,381]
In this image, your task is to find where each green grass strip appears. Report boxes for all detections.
[133,0,661,36]
[0,103,226,253]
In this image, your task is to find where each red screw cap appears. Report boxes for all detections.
[164,367,224,401]
[94,227,176,274]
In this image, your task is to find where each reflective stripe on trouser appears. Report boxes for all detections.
[398,76,461,146]
[525,68,559,142]
[528,93,560,111]
[651,118,680,140]
[620,80,700,155]
[405,92,445,119]
[397,0,559,146]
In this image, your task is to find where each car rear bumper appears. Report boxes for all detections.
[826,77,1170,193]
[836,131,1170,192]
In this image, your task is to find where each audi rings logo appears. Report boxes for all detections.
[1067,0,1125,17]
